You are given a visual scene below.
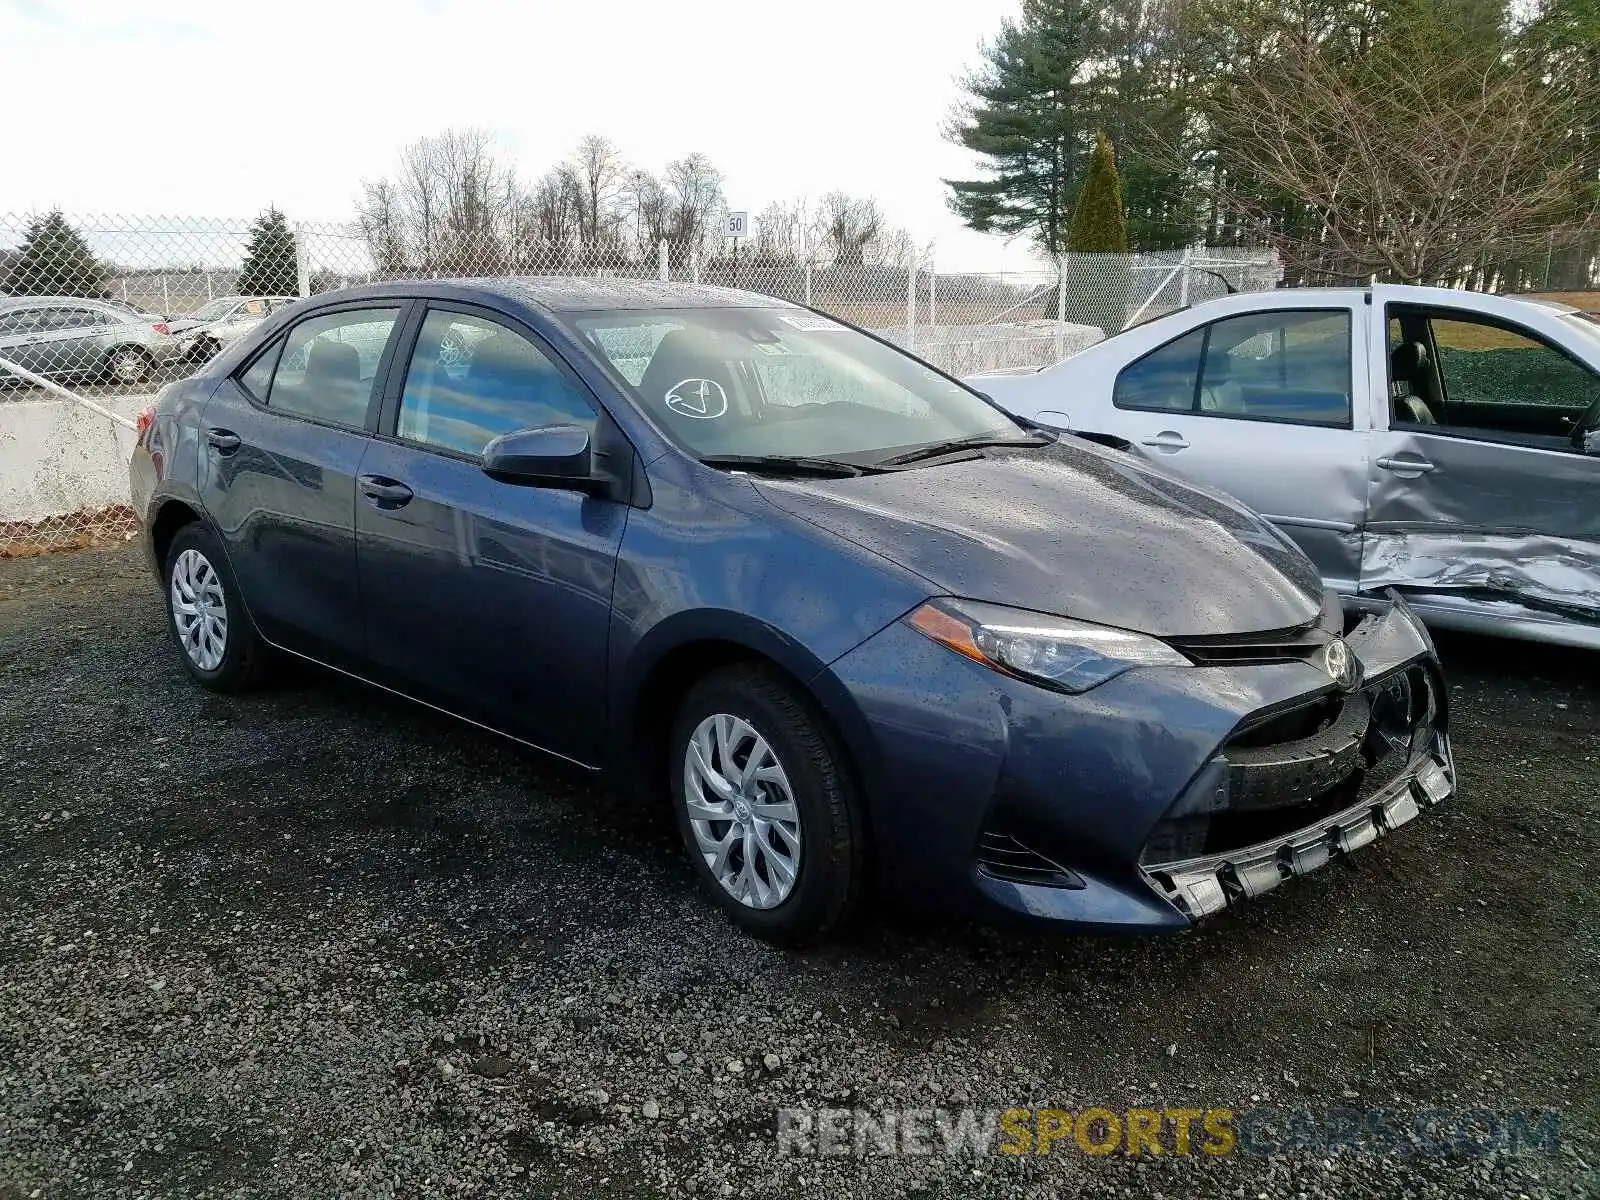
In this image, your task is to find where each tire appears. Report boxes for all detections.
[191,337,221,363]
[670,665,864,943]
[107,345,151,385]
[163,523,271,691]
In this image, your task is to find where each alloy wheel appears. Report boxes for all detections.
[683,713,803,909]
[170,548,228,671]
[110,349,146,383]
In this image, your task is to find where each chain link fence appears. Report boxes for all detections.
[1,210,1280,555]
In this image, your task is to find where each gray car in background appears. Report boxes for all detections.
[0,296,182,385]
[167,294,299,362]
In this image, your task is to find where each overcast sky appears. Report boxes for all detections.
[0,0,1042,272]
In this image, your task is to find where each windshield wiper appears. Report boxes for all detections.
[699,453,867,478]
[873,433,1052,468]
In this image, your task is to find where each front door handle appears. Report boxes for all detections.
[1376,455,1436,476]
[205,428,241,454]
[358,475,414,507]
[1139,431,1190,452]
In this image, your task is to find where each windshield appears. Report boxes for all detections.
[566,307,1025,462]
[192,297,238,321]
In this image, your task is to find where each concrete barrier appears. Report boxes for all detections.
[0,395,150,523]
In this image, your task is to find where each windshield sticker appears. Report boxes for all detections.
[752,342,791,356]
[777,312,847,333]
[664,378,729,419]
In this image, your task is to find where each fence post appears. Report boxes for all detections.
[906,262,917,354]
[206,273,214,301]
[120,279,129,302]
[803,259,812,308]
[691,246,700,285]
[161,274,170,313]
[658,239,669,282]
[1178,248,1191,308]
[1054,256,1066,361]
[928,258,937,330]
[294,223,311,298]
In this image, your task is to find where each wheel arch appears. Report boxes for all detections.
[616,613,882,819]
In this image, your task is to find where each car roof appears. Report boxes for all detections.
[299,277,798,314]
[0,295,126,310]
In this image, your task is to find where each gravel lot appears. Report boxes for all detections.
[1,542,1595,1199]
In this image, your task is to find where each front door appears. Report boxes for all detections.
[199,303,408,666]
[1364,303,1600,619]
[355,304,626,762]
[1111,304,1370,592]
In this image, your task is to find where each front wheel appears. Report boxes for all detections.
[164,523,271,691]
[670,666,864,943]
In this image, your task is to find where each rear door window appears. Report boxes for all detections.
[263,307,402,428]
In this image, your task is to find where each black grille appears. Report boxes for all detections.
[1143,668,1440,865]
[976,832,1080,889]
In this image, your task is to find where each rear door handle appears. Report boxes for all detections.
[1139,431,1190,452]
[1376,455,1436,475]
[359,475,414,507]
[205,428,241,454]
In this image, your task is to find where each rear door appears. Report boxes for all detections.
[199,302,409,666]
[354,303,627,761]
[1110,303,1370,592]
[1364,302,1600,618]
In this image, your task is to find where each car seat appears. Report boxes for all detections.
[637,328,744,440]
[1389,342,1439,424]
[303,338,364,422]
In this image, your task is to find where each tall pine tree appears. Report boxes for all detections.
[235,209,300,296]
[3,210,107,297]
[944,0,1097,256]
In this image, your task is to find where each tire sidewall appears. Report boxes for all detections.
[163,524,256,690]
[669,671,857,941]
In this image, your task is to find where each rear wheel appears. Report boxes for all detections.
[670,666,864,942]
[107,346,151,384]
[164,523,270,691]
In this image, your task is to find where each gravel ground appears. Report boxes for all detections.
[1,542,1595,1199]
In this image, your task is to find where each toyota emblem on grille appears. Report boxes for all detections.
[1322,638,1353,688]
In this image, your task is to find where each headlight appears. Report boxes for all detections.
[907,598,1191,693]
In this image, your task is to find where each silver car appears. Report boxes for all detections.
[974,285,1600,649]
[168,295,299,361]
[0,296,183,385]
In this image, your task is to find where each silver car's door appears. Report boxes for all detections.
[1108,302,1370,593]
[1364,301,1600,629]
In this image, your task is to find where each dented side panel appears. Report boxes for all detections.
[1362,428,1600,624]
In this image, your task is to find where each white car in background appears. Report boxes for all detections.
[169,295,299,361]
[971,285,1600,649]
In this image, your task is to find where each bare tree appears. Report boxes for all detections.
[664,153,725,259]
[1199,13,1598,282]
[360,127,513,274]
[621,169,671,259]
[817,193,884,267]
[570,134,627,249]
[357,179,407,275]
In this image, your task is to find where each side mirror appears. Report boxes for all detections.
[482,423,596,489]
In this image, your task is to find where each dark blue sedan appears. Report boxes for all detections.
[129,279,1455,941]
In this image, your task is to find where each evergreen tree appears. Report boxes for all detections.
[235,209,300,296]
[3,210,106,297]
[1067,131,1130,253]
[1057,131,1134,335]
[944,0,1098,256]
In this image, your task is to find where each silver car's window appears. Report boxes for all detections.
[1389,306,1600,443]
[570,307,1020,459]
[264,307,401,428]
[1112,328,1203,411]
[1115,310,1352,428]
[396,310,595,457]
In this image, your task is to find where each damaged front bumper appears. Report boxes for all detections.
[1141,594,1454,919]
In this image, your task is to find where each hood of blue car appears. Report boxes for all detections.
[755,438,1325,638]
